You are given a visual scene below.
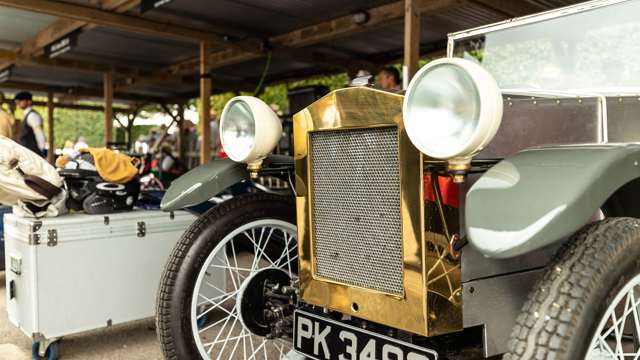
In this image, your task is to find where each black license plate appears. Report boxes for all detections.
[294,310,438,360]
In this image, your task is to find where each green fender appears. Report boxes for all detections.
[466,143,640,259]
[160,159,248,211]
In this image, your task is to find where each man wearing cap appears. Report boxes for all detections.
[15,91,46,156]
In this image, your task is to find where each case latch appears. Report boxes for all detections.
[47,229,58,247]
[29,233,41,245]
[29,221,43,245]
[137,222,146,238]
[10,255,21,275]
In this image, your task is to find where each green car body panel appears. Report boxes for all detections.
[160,159,248,211]
[466,143,640,259]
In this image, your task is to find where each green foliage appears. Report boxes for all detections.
[131,125,155,143]
[209,73,350,117]
[28,72,352,149]
[16,103,156,149]
[114,124,154,144]
[50,108,105,148]
[15,105,105,148]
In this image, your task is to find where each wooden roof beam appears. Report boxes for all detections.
[1,98,130,112]
[0,49,188,88]
[0,0,263,52]
[0,80,181,103]
[16,0,193,95]
[0,49,251,93]
[168,0,465,74]
[270,0,465,48]
[0,53,255,99]
[4,0,381,77]
[8,0,277,92]
[116,73,255,93]
[19,0,141,56]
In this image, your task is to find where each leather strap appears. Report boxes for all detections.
[9,158,62,200]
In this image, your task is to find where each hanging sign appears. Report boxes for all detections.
[44,33,78,59]
[0,66,12,83]
[140,0,174,13]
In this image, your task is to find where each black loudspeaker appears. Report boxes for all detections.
[287,86,329,115]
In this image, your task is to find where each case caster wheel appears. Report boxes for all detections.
[31,341,59,360]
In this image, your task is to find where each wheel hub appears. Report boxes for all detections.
[237,268,296,338]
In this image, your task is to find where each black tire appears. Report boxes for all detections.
[504,217,640,359]
[156,193,296,360]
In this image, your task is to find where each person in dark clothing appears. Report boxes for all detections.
[15,91,46,156]
[377,66,402,92]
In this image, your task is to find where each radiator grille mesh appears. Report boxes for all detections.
[310,127,404,295]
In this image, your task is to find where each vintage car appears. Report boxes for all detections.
[157,0,640,359]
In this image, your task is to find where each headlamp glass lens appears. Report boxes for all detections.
[221,100,256,160]
[406,63,481,158]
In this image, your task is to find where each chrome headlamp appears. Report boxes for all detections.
[403,58,503,175]
[220,96,282,171]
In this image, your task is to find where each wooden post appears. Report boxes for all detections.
[46,91,54,164]
[104,71,114,146]
[199,41,212,164]
[126,111,135,150]
[403,0,421,89]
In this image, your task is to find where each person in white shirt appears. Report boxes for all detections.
[14,91,46,156]
[73,136,88,151]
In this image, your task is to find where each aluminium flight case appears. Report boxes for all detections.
[0,206,11,272]
[2,209,218,357]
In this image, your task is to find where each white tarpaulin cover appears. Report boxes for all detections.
[0,136,66,217]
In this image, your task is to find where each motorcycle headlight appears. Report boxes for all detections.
[220,96,282,164]
[403,58,503,161]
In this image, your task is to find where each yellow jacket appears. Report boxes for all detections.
[85,148,139,184]
[0,109,15,139]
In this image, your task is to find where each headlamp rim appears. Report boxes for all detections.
[403,57,503,160]
[220,97,257,162]
[219,95,283,164]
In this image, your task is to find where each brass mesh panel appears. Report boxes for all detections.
[310,127,403,295]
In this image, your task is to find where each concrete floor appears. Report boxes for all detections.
[0,271,163,360]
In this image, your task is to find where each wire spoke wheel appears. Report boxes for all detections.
[587,274,640,359]
[191,219,297,360]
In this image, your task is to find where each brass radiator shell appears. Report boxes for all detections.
[293,87,461,336]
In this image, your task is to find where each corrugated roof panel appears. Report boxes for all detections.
[433,4,505,31]
[0,8,58,45]
[0,0,592,100]
[215,56,313,80]
[326,22,403,57]
[147,0,397,36]
[60,27,197,69]
[119,82,196,98]
[10,65,102,88]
